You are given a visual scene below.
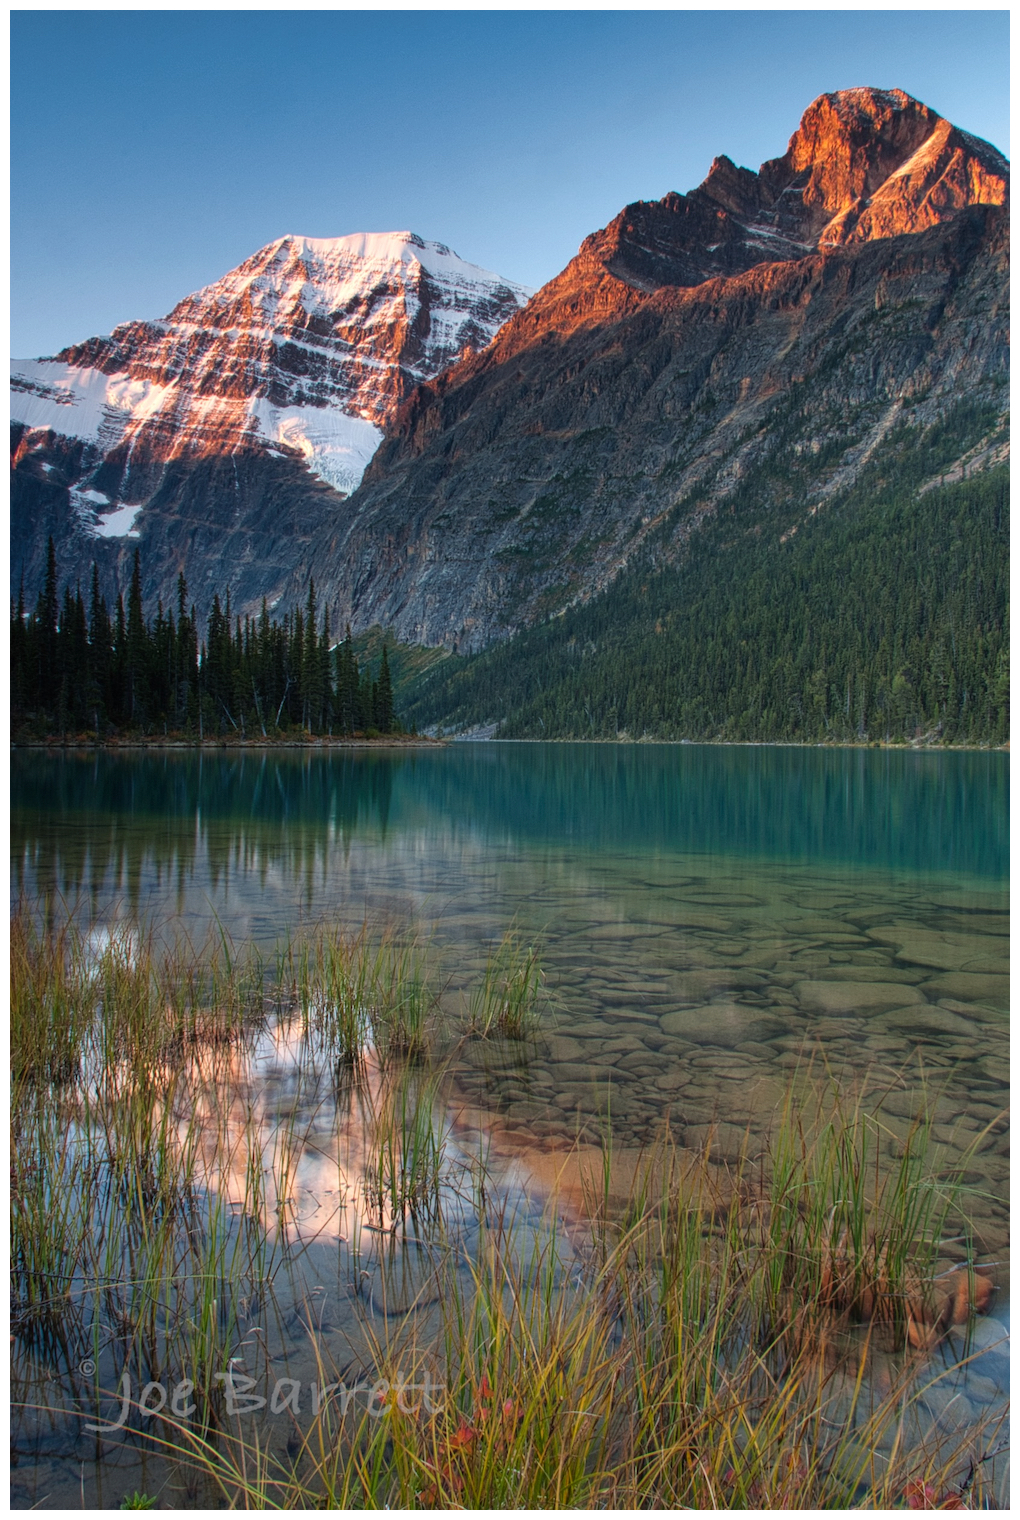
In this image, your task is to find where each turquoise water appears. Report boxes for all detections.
[11,743,1009,893]
[10,744,1010,1507]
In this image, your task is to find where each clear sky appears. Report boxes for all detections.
[11,9,1010,357]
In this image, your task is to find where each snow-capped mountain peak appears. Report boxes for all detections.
[11,231,532,514]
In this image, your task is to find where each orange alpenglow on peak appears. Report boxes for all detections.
[549,86,1009,302]
[776,86,1009,246]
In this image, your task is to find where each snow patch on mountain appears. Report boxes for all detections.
[11,360,171,449]
[10,359,385,498]
[66,485,143,539]
[250,401,383,495]
[93,504,143,539]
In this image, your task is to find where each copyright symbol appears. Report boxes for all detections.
[80,1359,95,1376]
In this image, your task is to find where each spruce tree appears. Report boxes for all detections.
[125,549,147,726]
[11,579,28,716]
[375,645,395,733]
[36,536,59,705]
[335,625,358,734]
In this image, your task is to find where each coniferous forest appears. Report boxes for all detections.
[402,445,1009,747]
[11,546,400,740]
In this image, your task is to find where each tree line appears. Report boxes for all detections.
[11,544,399,739]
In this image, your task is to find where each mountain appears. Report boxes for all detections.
[11,233,531,614]
[292,88,1007,653]
[10,87,1009,746]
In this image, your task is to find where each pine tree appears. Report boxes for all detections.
[60,583,89,727]
[335,625,359,733]
[36,536,60,705]
[125,549,148,726]
[11,578,28,716]
[87,564,112,732]
[318,608,333,733]
[112,594,127,726]
[11,548,407,741]
[374,645,395,733]
[301,581,323,732]
[203,594,232,731]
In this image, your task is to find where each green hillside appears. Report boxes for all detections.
[401,409,1009,746]
[350,624,450,692]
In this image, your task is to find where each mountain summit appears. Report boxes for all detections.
[489,87,1008,353]
[10,90,1008,645]
[11,234,530,608]
[598,86,1007,289]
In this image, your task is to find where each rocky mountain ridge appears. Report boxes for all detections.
[10,89,1008,652]
[292,88,1008,649]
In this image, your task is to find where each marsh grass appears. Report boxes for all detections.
[469,927,545,1039]
[362,1064,448,1226]
[283,924,377,1066]
[12,911,103,1084]
[373,935,439,1061]
[10,907,1007,1509]
[96,1143,1005,1510]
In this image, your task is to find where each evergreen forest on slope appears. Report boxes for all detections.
[401,406,1009,746]
[10,403,1009,748]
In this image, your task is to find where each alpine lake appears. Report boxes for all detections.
[11,742,1009,1508]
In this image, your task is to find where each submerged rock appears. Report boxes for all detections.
[795,980,924,1014]
[659,1002,782,1047]
[882,1005,981,1038]
[919,972,1008,1008]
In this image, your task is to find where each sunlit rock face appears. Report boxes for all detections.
[422,87,1007,365]
[296,89,1008,650]
[10,234,531,614]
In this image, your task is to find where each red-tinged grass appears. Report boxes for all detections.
[120,1110,1004,1509]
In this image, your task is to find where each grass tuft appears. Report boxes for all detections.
[469,928,545,1039]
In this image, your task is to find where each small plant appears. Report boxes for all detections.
[289,924,376,1065]
[11,910,93,1083]
[363,1065,446,1224]
[373,936,436,1061]
[753,1080,987,1352]
[120,1492,158,1509]
[470,929,544,1038]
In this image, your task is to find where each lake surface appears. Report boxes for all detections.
[10,743,1010,1506]
[12,742,1008,1178]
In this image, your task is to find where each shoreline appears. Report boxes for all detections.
[10,733,444,751]
[471,736,1009,752]
[11,734,1007,753]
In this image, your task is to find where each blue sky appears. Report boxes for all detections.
[11,10,1010,357]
